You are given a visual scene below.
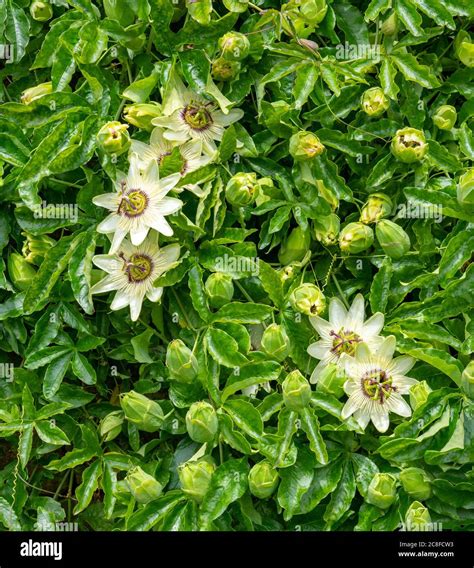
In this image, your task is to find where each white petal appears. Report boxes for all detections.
[370,407,390,433]
[163,129,189,143]
[92,255,119,273]
[329,297,347,329]
[130,224,149,246]
[347,294,365,326]
[93,193,119,210]
[110,292,130,311]
[341,394,360,419]
[309,315,332,337]
[354,409,371,430]
[129,294,144,322]
[146,286,164,302]
[376,335,397,362]
[362,312,384,337]
[214,108,244,126]
[109,227,128,253]
[307,341,329,360]
[97,214,120,233]
[155,243,180,272]
[344,379,359,396]
[156,197,182,215]
[148,215,173,236]
[390,355,415,376]
[90,275,120,295]
[354,342,372,362]
[395,376,418,392]
[309,359,327,384]
[387,394,412,417]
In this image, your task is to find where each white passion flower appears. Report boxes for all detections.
[93,159,182,254]
[307,294,384,383]
[91,234,180,322]
[151,86,243,155]
[130,127,213,175]
[341,337,418,433]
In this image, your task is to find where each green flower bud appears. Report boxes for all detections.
[313,214,340,246]
[391,127,428,163]
[298,0,328,26]
[120,391,164,433]
[290,283,326,316]
[289,131,325,161]
[223,0,249,13]
[279,265,296,283]
[461,361,474,399]
[432,105,457,130]
[405,501,432,531]
[123,103,162,131]
[261,324,289,362]
[99,410,124,442]
[218,32,250,61]
[381,12,398,36]
[339,222,374,254]
[204,272,234,308]
[361,87,389,117]
[97,121,131,156]
[248,461,279,499]
[212,57,241,81]
[409,380,431,410]
[455,31,474,68]
[316,363,345,398]
[21,82,53,105]
[185,401,219,443]
[282,370,312,411]
[360,193,393,224]
[8,252,37,291]
[366,473,397,509]
[166,339,198,383]
[278,226,311,265]
[376,219,410,260]
[457,168,474,207]
[400,468,432,500]
[126,466,163,504]
[30,1,53,21]
[21,232,55,266]
[178,457,216,503]
[225,172,260,207]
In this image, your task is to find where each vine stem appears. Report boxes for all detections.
[332,273,350,309]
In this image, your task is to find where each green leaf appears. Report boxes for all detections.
[221,361,281,402]
[205,327,248,368]
[199,458,249,528]
[333,3,369,45]
[311,153,352,201]
[68,230,97,315]
[392,52,440,88]
[73,460,103,515]
[223,399,263,439]
[380,58,399,101]
[394,0,423,36]
[211,302,273,324]
[299,407,329,465]
[43,351,74,399]
[411,0,455,29]
[71,352,97,385]
[188,264,210,323]
[293,63,319,110]
[24,235,79,314]
[186,0,212,25]
[428,140,462,172]
[218,414,253,455]
[4,0,30,62]
[127,491,186,531]
[0,497,22,530]
[370,257,392,313]
[35,420,70,446]
[277,449,315,520]
[323,459,356,525]
[365,0,391,21]
[258,260,285,308]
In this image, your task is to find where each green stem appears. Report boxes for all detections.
[332,273,350,309]
[172,289,195,330]
[49,178,84,189]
